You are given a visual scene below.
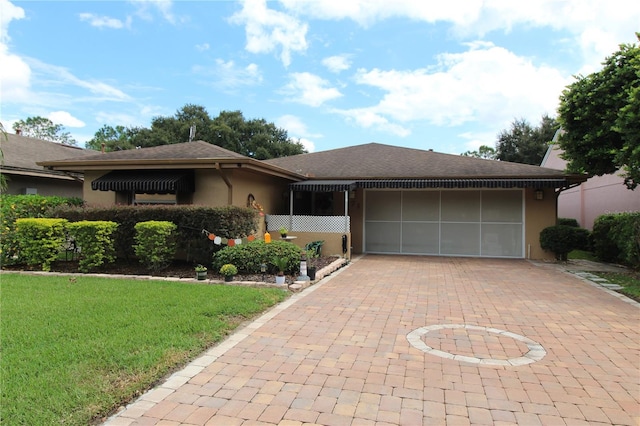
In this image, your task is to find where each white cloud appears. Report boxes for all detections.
[322,55,352,73]
[280,0,640,69]
[79,13,131,29]
[333,107,411,137]
[336,42,567,136]
[229,0,308,67]
[193,59,262,90]
[0,0,24,42]
[130,0,182,24]
[30,59,132,101]
[48,111,85,127]
[0,44,31,102]
[281,72,342,107]
[0,1,30,102]
[276,115,321,152]
[195,43,210,52]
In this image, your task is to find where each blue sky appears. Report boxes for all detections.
[1,0,639,155]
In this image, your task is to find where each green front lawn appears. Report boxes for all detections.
[596,271,640,301]
[1,273,288,425]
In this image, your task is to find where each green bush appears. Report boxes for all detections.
[67,221,118,272]
[50,204,258,264]
[540,225,581,261]
[14,218,68,271]
[134,221,177,272]
[558,217,580,227]
[0,195,83,265]
[212,240,302,275]
[592,212,640,268]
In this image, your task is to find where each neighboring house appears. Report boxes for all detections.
[541,144,640,230]
[39,141,586,260]
[1,132,91,197]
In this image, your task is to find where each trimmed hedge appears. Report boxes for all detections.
[14,218,68,271]
[134,221,177,272]
[49,204,259,264]
[212,240,302,275]
[558,217,580,227]
[0,195,83,265]
[67,221,118,272]
[540,225,591,261]
[592,212,640,268]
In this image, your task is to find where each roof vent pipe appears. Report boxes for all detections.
[101,143,106,153]
[15,128,21,135]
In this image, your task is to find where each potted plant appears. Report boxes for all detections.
[279,226,288,238]
[304,240,324,280]
[307,252,318,280]
[271,256,288,285]
[219,263,238,282]
[195,264,208,280]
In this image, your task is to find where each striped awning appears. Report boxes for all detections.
[291,178,575,192]
[91,170,195,193]
[357,178,571,189]
[290,180,357,192]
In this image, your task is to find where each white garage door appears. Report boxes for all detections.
[364,189,523,258]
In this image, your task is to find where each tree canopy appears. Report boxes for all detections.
[12,116,78,146]
[495,115,559,165]
[462,115,558,164]
[557,34,640,189]
[88,105,306,159]
[461,145,497,160]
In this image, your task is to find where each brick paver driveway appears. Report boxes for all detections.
[108,256,639,425]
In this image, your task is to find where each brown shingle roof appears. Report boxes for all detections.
[47,140,247,163]
[1,133,92,178]
[265,142,569,179]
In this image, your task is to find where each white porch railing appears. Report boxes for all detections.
[266,215,350,233]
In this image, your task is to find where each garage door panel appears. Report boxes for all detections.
[482,190,522,223]
[441,223,480,255]
[402,191,439,221]
[481,224,523,257]
[364,189,523,258]
[365,222,401,253]
[441,191,481,222]
[366,191,401,221]
[402,223,439,254]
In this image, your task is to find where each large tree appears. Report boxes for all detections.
[558,34,640,189]
[12,116,77,145]
[461,145,497,160]
[85,125,142,152]
[495,115,559,165]
[89,105,306,159]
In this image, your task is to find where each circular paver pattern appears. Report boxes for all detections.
[406,324,546,366]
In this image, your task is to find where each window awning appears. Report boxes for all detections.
[91,170,195,193]
[290,180,357,192]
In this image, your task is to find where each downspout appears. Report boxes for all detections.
[216,163,233,205]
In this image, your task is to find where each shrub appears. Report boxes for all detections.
[592,212,640,268]
[212,240,302,274]
[1,195,82,265]
[592,215,619,262]
[540,225,581,261]
[67,221,118,272]
[134,221,177,272]
[50,204,258,264]
[14,218,68,271]
[558,217,580,227]
[219,264,238,277]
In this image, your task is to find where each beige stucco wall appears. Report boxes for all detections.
[272,232,350,259]
[82,168,289,211]
[5,175,83,198]
[523,187,557,260]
